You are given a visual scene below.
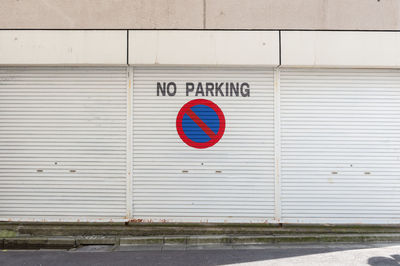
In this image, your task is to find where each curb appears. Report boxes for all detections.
[3,237,76,249]
[3,234,400,249]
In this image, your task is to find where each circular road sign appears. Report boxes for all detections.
[176,99,225,149]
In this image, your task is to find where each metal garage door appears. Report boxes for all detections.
[280,68,400,223]
[0,67,128,221]
[132,67,275,222]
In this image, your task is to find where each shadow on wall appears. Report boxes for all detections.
[368,254,400,266]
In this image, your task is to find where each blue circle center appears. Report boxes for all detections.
[182,104,220,143]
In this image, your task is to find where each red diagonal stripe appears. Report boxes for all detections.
[185,108,217,139]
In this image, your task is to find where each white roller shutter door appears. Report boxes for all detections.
[132,67,275,222]
[0,67,127,220]
[5,65,399,224]
[280,68,400,223]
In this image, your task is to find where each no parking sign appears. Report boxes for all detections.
[176,99,225,149]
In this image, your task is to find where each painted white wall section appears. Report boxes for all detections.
[0,30,127,65]
[129,31,280,65]
[281,31,400,68]
[2,30,400,68]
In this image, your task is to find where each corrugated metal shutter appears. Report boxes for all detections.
[0,67,127,220]
[132,67,275,222]
[280,68,400,223]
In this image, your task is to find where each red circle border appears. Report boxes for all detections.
[176,99,225,149]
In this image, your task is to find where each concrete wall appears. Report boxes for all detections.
[0,0,399,30]
[281,31,400,68]
[206,0,400,30]
[0,30,127,65]
[129,31,279,65]
[3,30,400,68]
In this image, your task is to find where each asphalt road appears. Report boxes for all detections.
[1,243,400,266]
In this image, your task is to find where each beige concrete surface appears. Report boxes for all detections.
[0,0,399,30]
[129,30,279,65]
[0,30,127,64]
[206,0,400,30]
[281,31,400,67]
[0,0,203,29]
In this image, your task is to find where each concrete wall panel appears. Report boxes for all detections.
[0,0,203,29]
[206,0,400,30]
[0,30,127,65]
[281,31,400,67]
[129,30,279,65]
[0,0,399,30]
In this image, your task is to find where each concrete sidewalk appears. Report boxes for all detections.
[2,222,400,249]
[3,234,400,250]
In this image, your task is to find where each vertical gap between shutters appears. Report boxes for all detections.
[126,66,134,219]
[273,68,282,222]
